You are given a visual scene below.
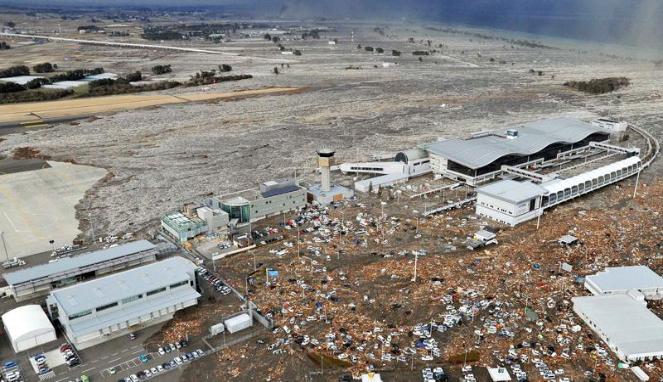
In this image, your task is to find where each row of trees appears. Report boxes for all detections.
[50,68,104,82]
[0,65,30,78]
[0,89,73,104]
[564,77,630,95]
[0,66,104,93]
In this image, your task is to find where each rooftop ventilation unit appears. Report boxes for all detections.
[506,129,519,139]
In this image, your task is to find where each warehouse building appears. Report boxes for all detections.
[3,240,157,301]
[425,118,610,185]
[476,156,641,226]
[46,256,200,350]
[573,294,663,362]
[585,266,663,299]
[1,305,57,353]
[572,266,663,362]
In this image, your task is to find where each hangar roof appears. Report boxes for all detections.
[1,304,55,342]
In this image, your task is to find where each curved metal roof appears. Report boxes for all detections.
[425,118,608,170]
[1,305,54,341]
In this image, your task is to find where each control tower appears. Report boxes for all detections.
[317,148,335,192]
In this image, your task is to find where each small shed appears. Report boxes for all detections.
[2,305,56,353]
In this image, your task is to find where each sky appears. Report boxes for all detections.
[2,0,663,48]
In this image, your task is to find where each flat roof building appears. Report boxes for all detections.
[425,118,609,185]
[476,180,547,226]
[585,266,663,299]
[46,256,200,350]
[573,294,663,362]
[3,240,157,301]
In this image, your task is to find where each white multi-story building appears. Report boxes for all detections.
[46,257,200,349]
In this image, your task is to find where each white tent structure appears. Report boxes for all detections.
[2,305,56,353]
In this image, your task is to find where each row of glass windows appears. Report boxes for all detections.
[68,279,192,320]
[542,163,640,207]
[68,309,92,320]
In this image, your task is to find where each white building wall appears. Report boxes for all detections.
[476,194,543,226]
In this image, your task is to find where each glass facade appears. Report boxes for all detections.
[221,201,251,223]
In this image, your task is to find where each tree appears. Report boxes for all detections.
[364,46,374,52]
[273,67,279,75]
[376,47,384,54]
[25,78,49,89]
[33,62,54,73]
[5,21,15,28]
[151,65,172,75]
[271,36,280,43]
[0,42,10,50]
[218,64,232,72]
[357,44,362,49]
[123,71,142,82]
[293,50,302,56]
[264,33,272,41]
[391,50,401,56]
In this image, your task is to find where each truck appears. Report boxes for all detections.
[224,313,252,334]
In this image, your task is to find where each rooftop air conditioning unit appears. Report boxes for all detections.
[506,129,519,139]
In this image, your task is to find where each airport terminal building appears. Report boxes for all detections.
[3,240,158,301]
[425,118,610,185]
[46,256,200,349]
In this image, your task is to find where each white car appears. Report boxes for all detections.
[158,347,165,355]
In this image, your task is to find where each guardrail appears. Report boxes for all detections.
[629,124,660,169]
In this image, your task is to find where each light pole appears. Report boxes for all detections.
[49,239,55,254]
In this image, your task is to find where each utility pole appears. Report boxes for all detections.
[536,211,542,230]
[89,212,96,243]
[0,231,8,261]
[411,251,418,282]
